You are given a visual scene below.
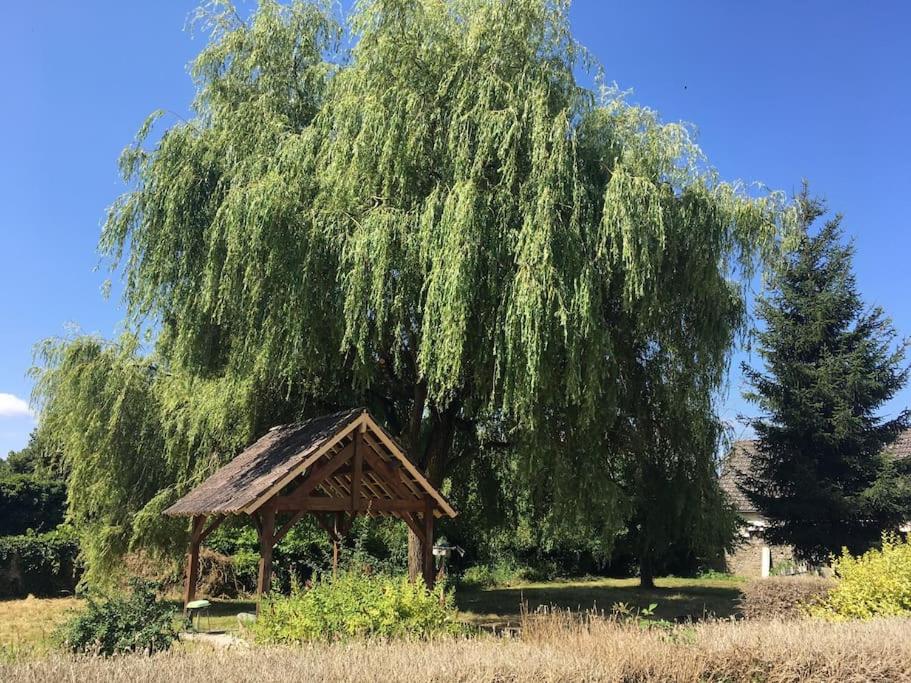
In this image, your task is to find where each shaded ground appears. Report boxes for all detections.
[456,577,744,626]
[166,597,257,634]
[0,576,743,655]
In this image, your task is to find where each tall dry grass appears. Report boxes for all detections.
[4,613,910,682]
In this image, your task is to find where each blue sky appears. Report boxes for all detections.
[1,1,909,456]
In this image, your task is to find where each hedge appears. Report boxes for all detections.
[738,576,833,620]
[0,473,66,536]
[0,529,81,598]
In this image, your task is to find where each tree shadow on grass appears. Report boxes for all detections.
[456,579,742,626]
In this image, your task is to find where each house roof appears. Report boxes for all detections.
[720,429,911,514]
[883,429,911,460]
[164,407,457,519]
[719,440,760,513]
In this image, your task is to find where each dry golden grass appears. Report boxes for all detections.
[3,613,910,682]
[0,596,82,657]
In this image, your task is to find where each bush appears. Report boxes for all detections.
[57,579,177,656]
[0,474,66,536]
[739,576,832,620]
[254,572,461,643]
[458,561,554,588]
[0,528,80,598]
[811,533,911,620]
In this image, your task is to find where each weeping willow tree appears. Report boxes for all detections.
[34,0,791,582]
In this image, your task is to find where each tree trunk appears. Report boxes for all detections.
[405,402,457,581]
[639,540,656,589]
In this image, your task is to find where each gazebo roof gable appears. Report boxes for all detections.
[164,408,456,519]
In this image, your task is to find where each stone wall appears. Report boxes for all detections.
[725,537,796,578]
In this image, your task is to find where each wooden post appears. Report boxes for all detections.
[256,501,276,611]
[422,496,435,588]
[351,427,363,512]
[183,515,204,610]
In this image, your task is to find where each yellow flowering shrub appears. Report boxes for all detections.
[811,533,911,620]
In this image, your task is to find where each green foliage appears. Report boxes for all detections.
[768,559,800,577]
[696,569,741,582]
[2,429,65,478]
[812,533,911,620]
[253,572,461,643]
[459,562,537,588]
[57,579,177,656]
[742,186,911,564]
[30,336,187,584]
[0,474,66,536]
[0,528,80,598]
[205,516,407,593]
[33,0,791,582]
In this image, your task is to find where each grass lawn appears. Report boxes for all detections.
[456,576,745,626]
[0,596,82,657]
[0,576,743,655]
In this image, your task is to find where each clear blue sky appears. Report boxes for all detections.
[2,1,909,456]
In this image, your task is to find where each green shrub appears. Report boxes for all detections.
[811,533,911,620]
[0,474,66,535]
[458,561,552,588]
[254,572,461,643]
[0,528,80,598]
[57,579,177,656]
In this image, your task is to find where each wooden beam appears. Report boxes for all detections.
[278,442,355,510]
[398,511,427,547]
[361,431,422,498]
[275,496,426,512]
[362,413,457,518]
[313,512,340,541]
[272,509,306,546]
[198,514,225,544]
[256,502,276,611]
[183,515,205,610]
[351,425,364,512]
[361,445,412,501]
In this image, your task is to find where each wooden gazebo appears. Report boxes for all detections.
[164,408,457,609]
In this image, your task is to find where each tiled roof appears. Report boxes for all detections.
[719,440,759,513]
[720,429,911,513]
[883,429,911,460]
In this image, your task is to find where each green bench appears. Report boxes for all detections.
[185,599,212,632]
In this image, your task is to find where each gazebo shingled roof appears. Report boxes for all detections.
[165,407,456,519]
[165,407,456,610]
[165,408,363,516]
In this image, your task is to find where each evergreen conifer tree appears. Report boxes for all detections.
[742,186,911,563]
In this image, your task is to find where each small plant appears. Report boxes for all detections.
[769,559,800,577]
[56,578,176,656]
[253,572,461,643]
[811,532,911,620]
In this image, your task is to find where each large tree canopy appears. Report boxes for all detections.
[35,0,790,581]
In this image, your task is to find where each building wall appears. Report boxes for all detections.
[725,536,796,578]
